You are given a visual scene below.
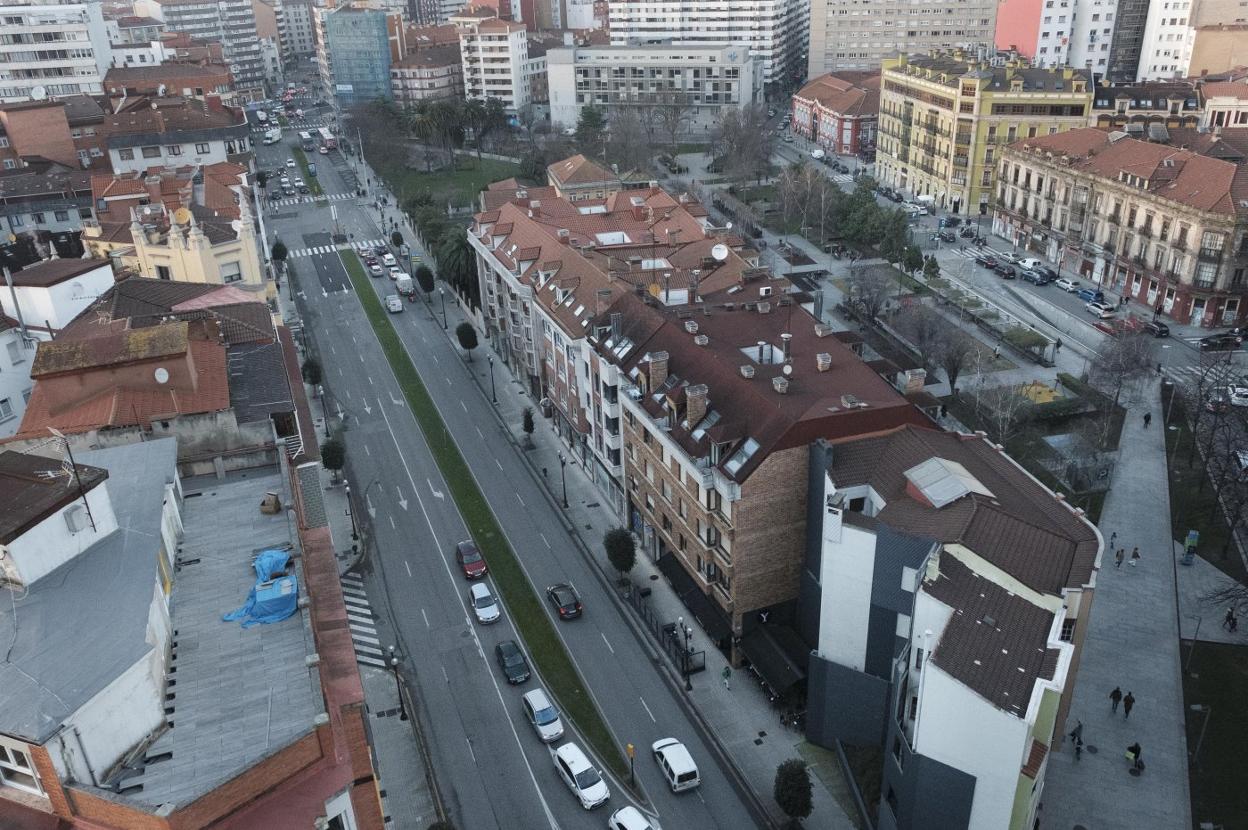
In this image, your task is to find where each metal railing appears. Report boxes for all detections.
[622,582,706,675]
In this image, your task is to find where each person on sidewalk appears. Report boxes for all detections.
[1131,547,1141,567]
[1127,742,1143,772]
[1110,686,1123,712]
[722,666,732,690]
[1224,607,1238,631]
[1116,548,1126,568]
[1123,691,1135,719]
[1069,719,1084,744]
[1143,412,1152,428]
[1109,531,1118,550]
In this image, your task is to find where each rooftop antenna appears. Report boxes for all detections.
[47,427,98,533]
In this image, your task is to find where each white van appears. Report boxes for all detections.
[394,274,413,295]
[1017,257,1042,270]
[651,738,700,792]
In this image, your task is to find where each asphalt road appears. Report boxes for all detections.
[266,139,759,829]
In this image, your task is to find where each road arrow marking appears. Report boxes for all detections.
[366,492,376,519]
[396,486,408,510]
[362,399,372,415]
[428,479,444,499]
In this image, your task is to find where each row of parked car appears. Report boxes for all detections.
[455,538,696,827]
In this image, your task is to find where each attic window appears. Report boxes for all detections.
[723,437,760,476]
[904,457,994,508]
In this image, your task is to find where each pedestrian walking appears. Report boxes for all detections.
[1127,742,1143,772]
[1131,547,1141,567]
[1055,337,1063,352]
[1143,411,1152,428]
[1224,607,1237,631]
[1110,686,1123,712]
[1115,548,1125,568]
[721,665,731,690]
[1069,719,1084,744]
[1109,531,1118,549]
[1123,691,1135,719]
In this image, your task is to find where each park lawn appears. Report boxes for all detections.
[340,252,627,781]
[1183,641,1248,829]
[290,147,325,196]
[377,156,524,210]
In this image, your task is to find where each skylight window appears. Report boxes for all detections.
[724,437,760,475]
[690,409,721,440]
[903,457,994,509]
[739,342,784,364]
[595,231,631,245]
[640,258,670,270]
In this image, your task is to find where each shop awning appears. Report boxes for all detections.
[657,554,734,644]
[740,625,808,696]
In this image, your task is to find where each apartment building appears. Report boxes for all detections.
[608,0,806,95]
[0,0,113,103]
[875,53,1091,217]
[454,7,532,111]
[100,96,250,175]
[1189,24,1248,77]
[1089,80,1201,129]
[802,427,1098,830]
[0,316,35,436]
[548,43,763,134]
[994,127,1248,327]
[0,168,94,260]
[0,256,113,338]
[1202,80,1248,131]
[1136,0,1196,80]
[105,13,167,45]
[790,71,879,157]
[1106,0,1152,80]
[809,0,995,77]
[105,61,234,98]
[278,0,315,61]
[317,5,404,107]
[391,44,462,104]
[135,0,265,96]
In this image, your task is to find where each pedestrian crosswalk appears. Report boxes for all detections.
[267,191,357,208]
[340,572,388,668]
[289,237,387,259]
[1163,362,1244,387]
[828,173,853,184]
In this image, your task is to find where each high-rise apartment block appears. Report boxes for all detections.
[808,0,995,76]
[135,0,265,95]
[317,4,404,107]
[0,0,113,103]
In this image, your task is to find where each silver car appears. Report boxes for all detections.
[521,688,564,742]
[469,582,500,624]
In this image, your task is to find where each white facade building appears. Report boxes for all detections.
[0,0,113,103]
[548,43,763,133]
[608,0,806,92]
[1135,0,1195,80]
[808,0,995,76]
[277,0,315,61]
[0,321,37,436]
[0,258,114,339]
[453,10,531,111]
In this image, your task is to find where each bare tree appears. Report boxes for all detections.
[847,266,894,324]
[655,92,693,149]
[894,305,944,371]
[711,105,774,185]
[937,328,976,396]
[976,382,1033,446]
[1089,331,1156,409]
[607,108,650,172]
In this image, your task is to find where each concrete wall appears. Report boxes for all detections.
[1,264,115,333]
[5,483,119,585]
[0,328,35,437]
[815,497,877,670]
[806,653,890,748]
[879,723,978,830]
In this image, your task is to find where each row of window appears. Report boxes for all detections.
[117,142,217,161]
[5,208,90,227]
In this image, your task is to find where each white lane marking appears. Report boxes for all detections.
[540,533,551,549]
[495,458,503,470]
[405,560,412,578]
[364,444,371,456]
[428,479,444,499]
[476,426,484,439]
[601,633,615,654]
[639,696,656,723]
[466,739,476,763]
[421,607,430,627]
[516,493,525,507]
[461,400,468,412]
[431,353,439,364]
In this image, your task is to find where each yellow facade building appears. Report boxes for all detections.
[876,52,1091,217]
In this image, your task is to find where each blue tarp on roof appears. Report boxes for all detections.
[222,549,298,629]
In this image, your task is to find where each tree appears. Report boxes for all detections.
[655,91,692,148]
[521,406,535,449]
[606,107,650,172]
[301,357,322,386]
[604,527,636,581]
[271,240,288,263]
[391,230,404,248]
[1089,331,1155,408]
[922,254,941,282]
[257,170,268,189]
[975,383,1033,446]
[773,759,813,827]
[877,209,909,265]
[575,105,607,155]
[321,436,345,483]
[711,105,774,185]
[902,244,924,275]
[437,235,479,309]
[414,264,435,295]
[455,321,478,361]
[847,265,893,324]
[937,329,975,396]
[895,305,944,371]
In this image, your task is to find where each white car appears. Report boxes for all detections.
[1085,301,1115,319]
[1055,277,1080,292]
[783,134,795,143]
[382,252,397,267]
[369,263,384,277]
[651,738,700,792]
[608,806,661,830]
[388,265,402,279]
[521,688,564,742]
[1224,386,1248,407]
[810,148,826,160]
[468,582,500,624]
[285,158,296,168]
[385,294,404,313]
[553,743,609,810]
[319,146,329,154]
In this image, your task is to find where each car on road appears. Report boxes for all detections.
[1086,301,1115,319]
[973,251,997,267]
[783,134,794,143]
[1199,332,1244,351]
[298,185,310,194]
[369,263,384,277]
[521,688,564,742]
[553,743,609,810]
[1223,386,1248,406]
[1055,277,1080,292]
[609,806,661,830]
[935,230,956,243]
[1021,269,1051,285]
[959,225,977,238]
[468,582,500,624]
[546,583,583,619]
[651,738,700,792]
[385,294,404,313]
[495,640,530,684]
[388,265,402,279]
[286,158,296,168]
[1076,287,1105,304]
[1017,257,1042,270]
[318,146,329,154]
[939,216,961,228]
[1144,320,1170,337]
[455,539,487,579]
[767,108,777,117]
[994,263,1017,279]
[1235,448,1248,475]
[382,252,397,266]
[810,148,825,160]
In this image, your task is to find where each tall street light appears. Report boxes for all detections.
[487,354,497,403]
[557,452,568,509]
[388,645,408,721]
[677,615,693,691]
[343,478,358,542]
[439,284,447,330]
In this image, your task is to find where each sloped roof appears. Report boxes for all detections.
[548,154,616,188]
[0,451,108,545]
[31,321,190,377]
[794,72,881,118]
[60,278,274,345]
[8,258,111,288]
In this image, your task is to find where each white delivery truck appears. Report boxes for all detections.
[263,128,282,145]
[254,109,267,124]
[394,274,414,296]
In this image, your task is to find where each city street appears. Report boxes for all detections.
[260,133,763,829]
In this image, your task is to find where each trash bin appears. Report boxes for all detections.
[540,397,553,419]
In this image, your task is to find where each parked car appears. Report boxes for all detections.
[369,263,384,277]
[783,134,795,143]
[936,230,956,243]
[1144,320,1170,337]
[1055,277,1080,292]
[455,539,487,579]
[810,148,826,160]
[995,263,1017,279]
[1226,386,1248,406]
[521,688,564,743]
[1021,269,1051,285]
[973,251,996,267]
[1199,332,1244,351]
[553,743,609,810]
[318,145,329,154]
[468,582,500,624]
[959,225,977,238]
[1076,287,1105,303]
[495,640,530,684]
[651,738,701,793]
[546,583,583,620]
[285,158,296,168]
[939,216,962,228]
[385,294,404,313]
[298,185,310,194]
[609,807,661,830]
[1017,257,1042,270]
[382,252,397,266]
[1086,300,1116,319]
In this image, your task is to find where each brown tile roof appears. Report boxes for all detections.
[0,451,108,545]
[9,258,111,288]
[31,321,190,377]
[394,44,461,68]
[828,425,1100,593]
[926,554,1062,717]
[1022,739,1049,779]
[102,101,245,138]
[1200,81,1248,101]
[1009,127,1243,216]
[548,154,616,187]
[794,72,881,118]
[60,278,274,345]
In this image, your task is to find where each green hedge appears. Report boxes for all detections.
[291,147,325,196]
[340,253,626,779]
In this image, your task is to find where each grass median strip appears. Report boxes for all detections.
[291,146,325,197]
[340,253,627,779]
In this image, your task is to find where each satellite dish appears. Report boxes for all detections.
[230,219,243,233]
[173,207,192,224]
[154,367,170,384]
[158,84,167,96]
[142,206,152,215]
[782,364,793,377]
[30,85,47,100]
[724,221,733,230]
[711,243,729,262]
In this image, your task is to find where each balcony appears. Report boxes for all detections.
[1107,211,1121,225]
[1173,238,1187,251]
[1198,247,1223,263]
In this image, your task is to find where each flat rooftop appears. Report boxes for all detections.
[112,467,321,809]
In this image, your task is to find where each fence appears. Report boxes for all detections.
[622,582,706,675]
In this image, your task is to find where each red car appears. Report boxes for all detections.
[456,540,487,579]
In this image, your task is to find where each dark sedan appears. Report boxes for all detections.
[995,263,1017,279]
[1144,320,1170,337]
[495,640,531,684]
[546,583,584,620]
[1200,332,1244,351]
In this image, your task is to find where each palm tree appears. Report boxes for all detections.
[462,99,486,160]
[436,235,478,309]
[405,102,439,171]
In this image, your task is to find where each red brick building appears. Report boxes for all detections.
[791,71,880,158]
[104,62,234,99]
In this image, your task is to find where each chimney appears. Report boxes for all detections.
[648,351,669,389]
[610,312,621,341]
[816,352,832,372]
[757,340,766,362]
[595,288,611,317]
[904,368,926,393]
[781,332,792,362]
[685,383,708,426]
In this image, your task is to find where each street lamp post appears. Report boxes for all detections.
[439,285,447,330]
[1190,703,1212,768]
[344,478,358,542]
[677,616,693,691]
[488,354,497,403]
[389,645,408,721]
[557,452,568,508]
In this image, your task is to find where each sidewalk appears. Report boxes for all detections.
[1040,377,1191,830]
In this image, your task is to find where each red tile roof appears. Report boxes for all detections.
[794,72,881,118]
[548,154,616,187]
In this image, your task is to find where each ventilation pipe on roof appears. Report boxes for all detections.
[781,332,792,363]
[757,340,766,362]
